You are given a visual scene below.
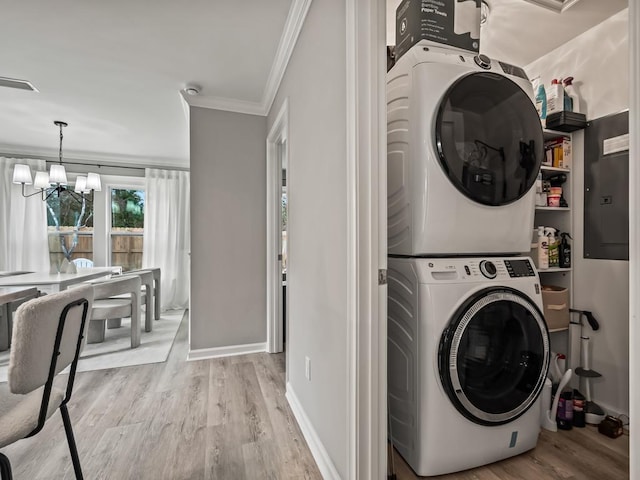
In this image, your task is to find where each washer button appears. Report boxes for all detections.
[464,265,471,275]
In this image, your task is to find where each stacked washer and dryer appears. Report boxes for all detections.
[387,42,551,477]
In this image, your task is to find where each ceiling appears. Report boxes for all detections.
[1,0,627,171]
[0,0,293,169]
[387,0,627,67]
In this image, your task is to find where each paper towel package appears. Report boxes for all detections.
[395,0,481,60]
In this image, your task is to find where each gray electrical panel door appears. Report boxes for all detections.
[584,110,629,261]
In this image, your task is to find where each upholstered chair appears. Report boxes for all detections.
[122,268,161,320]
[113,270,154,331]
[89,276,141,349]
[0,285,93,480]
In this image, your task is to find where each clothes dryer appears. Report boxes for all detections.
[387,42,544,255]
[388,256,550,476]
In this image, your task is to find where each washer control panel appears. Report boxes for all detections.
[504,259,536,278]
[419,257,537,282]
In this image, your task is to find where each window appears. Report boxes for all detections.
[46,191,94,270]
[110,188,145,272]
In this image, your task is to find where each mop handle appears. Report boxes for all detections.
[581,336,591,371]
[570,308,600,331]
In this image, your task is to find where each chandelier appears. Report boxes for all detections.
[12,120,102,201]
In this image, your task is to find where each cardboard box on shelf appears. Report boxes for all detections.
[542,285,570,330]
[544,136,571,169]
[395,0,481,61]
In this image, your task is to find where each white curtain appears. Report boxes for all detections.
[143,168,190,310]
[0,158,50,272]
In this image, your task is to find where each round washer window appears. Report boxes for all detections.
[435,72,544,206]
[438,288,549,426]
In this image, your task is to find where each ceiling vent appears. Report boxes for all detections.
[0,76,38,92]
[522,0,583,13]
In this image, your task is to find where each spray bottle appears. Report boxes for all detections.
[563,77,580,113]
[537,226,549,269]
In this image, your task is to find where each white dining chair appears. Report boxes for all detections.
[119,268,161,320]
[89,276,141,349]
[71,258,94,268]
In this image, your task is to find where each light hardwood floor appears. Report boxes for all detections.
[2,314,630,480]
[1,315,322,479]
[391,423,629,479]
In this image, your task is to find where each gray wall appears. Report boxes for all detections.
[190,107,267,350]
[267,0,348,476]
[526,9,630,416]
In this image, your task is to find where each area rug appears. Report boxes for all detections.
[0,309,185,382]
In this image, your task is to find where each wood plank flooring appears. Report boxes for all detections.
[1,314,322,480]
[2,312,630,479]
[392,423,629,479]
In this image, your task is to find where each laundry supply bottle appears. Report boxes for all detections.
[547,78,564,115]
[545,227,559,268]
[560,78,573,111]
[533,78,547,126]
[537,226,549,269]
[559,232,572,268]
[556,388,574,430]
[572,389,586,428]
[563,77,580,113]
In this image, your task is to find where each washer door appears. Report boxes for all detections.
[438,287,550,426]
[435,72,543,206]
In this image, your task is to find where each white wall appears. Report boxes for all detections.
[189,107,267,351]
[526,9,630,416]
[267,0,348,476]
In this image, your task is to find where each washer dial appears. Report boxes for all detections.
[479,260,497,279]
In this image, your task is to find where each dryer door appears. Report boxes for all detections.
[435,72,543,206]
[438,287,550,426]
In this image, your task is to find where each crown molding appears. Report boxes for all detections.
[182,0,312,117]
[260,0,313,115]
[182,91,266,116]
[0,144,187,170]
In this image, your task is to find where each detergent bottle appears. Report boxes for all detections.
[559,232,572,268]
[545,227,559,268]
[532,77,547,126]
[537,226,549,269]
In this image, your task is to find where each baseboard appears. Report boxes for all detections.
[286,383,341,480]
[186,342,266,361]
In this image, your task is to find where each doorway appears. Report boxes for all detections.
[267,99,289,360]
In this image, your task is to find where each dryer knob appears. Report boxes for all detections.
[480,260,497,279]
[474,54,492,70]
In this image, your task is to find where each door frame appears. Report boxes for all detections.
[628,2,639,477]
[266,98,289,356]
[346,0,387,478]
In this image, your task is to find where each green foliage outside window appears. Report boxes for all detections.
[111,189,145,229]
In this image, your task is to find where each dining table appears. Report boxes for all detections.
[0,286,39,351]
[0,267,117,294]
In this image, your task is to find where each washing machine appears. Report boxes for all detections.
[387,256,550,477]
[387,42,544,256]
